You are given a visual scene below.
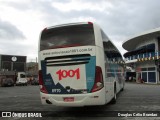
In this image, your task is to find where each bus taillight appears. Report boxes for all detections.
[88,22,93,25]
[91,66,104,93]
[39,70,48,94]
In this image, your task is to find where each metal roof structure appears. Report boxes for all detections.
[122,27,160,51]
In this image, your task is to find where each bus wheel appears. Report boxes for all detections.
[111,85,116,104]
[121,83,124,91]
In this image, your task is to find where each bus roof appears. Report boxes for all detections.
[44,22,94,30]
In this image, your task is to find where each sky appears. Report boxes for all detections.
[0,0,160,62]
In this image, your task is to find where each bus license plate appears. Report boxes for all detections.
[63,97,74,102]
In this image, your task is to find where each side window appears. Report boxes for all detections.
[101,29,124,64]
[20,74,26,78]
[103,40,123,63]
[101,30,109,42]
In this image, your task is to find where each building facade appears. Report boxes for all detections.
[122,28,160,84]
[0,54,26,72]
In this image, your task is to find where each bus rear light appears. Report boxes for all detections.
[39,70,48,94]
[40,85,48,94]
[91,66,104,93]
[88,22,93,24]
[38,70,43,85]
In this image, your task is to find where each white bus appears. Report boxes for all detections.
[38,22,125,106]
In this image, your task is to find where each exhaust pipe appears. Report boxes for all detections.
[46,99,52,104]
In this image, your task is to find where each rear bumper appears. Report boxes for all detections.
[40,88,106,107]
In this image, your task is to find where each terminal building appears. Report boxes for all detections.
[122,28,160,84]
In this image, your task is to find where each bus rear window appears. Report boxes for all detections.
[40,24,95,51]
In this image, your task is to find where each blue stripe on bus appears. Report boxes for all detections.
[85,56,96,92]
[41,61,69,94]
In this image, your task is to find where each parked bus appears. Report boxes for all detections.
[38,22,125,106]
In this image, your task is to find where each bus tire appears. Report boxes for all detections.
[121,83,124,91]
[121,87,124,91]
[111,84,116,104]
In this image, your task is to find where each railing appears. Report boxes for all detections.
[124,51,160,61]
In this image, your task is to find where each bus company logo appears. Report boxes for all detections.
[2,112,11,117]
[56,68,80,80]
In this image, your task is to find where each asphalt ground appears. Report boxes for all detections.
[0,82,160,120]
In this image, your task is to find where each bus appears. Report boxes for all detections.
[38,22,125,106]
